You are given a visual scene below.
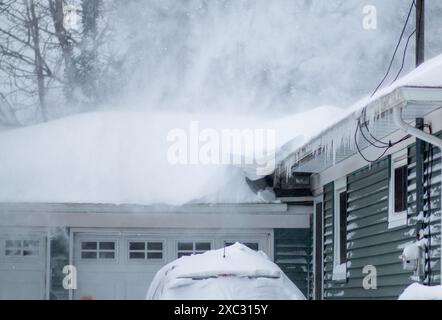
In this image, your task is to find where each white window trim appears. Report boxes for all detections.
[388,149,408,229]
[332,177,347,281]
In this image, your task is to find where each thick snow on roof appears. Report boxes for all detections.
[278,54,442,171]
[399,283,442,300]
[330,54,442,130]
[345,53,442,116]
[0,107,343,205]
[146,243,306,300]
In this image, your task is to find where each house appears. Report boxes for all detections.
[0,111,326,300]
[1,54,441,300]
[270,54,442,299]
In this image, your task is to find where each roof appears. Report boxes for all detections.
[278,54,442,175]
[0,112,258,205]
[0,108,343,205]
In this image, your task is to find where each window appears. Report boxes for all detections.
[81,241,116,260]
[5,239,40,257]
[224,242,259,251]
[177,241,211,258]
[332,177,347,281]
[128,241,163,260]
[394,166,408,212]
[339,192,347,264]
[389,149,408,229]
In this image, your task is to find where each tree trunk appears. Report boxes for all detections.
[80,0,101,105]
[26,0,47,121]
[49,0,76,104]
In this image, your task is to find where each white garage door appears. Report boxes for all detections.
[0,230,47,300]
[74,234,166,300]
[73,229,272,300]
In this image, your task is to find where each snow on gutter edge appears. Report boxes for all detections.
[277,86,442,176]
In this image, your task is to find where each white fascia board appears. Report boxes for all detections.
[400,86,442,105]
[278,196,314,202]
[0,202,287,215]
[0,210,310,229]
[0,202,313,229]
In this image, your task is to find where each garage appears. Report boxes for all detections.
[0,229,47,299]
[72,229,273,300]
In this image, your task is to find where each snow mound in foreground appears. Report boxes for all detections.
[146,242,306,300]
[399,283,442,300]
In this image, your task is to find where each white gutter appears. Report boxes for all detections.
[393,105,442,150]
[393,104,442,284]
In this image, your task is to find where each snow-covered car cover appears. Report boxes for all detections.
[146,242,306,300]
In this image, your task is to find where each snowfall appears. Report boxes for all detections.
[0,46,441,302]
[146,242,306,300]
[1,55,442,205]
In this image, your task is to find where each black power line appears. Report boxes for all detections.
[392,29,416,83]
[371,0,416,97]
[355,0,416,163]
[354,123,390,163]
[354,105,411,163]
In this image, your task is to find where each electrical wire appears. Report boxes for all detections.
[360,107,390,148]
[392,0,423,83]
[371,0,416,97]
[355,0,434,284]
[355,0,416,162]
[354,117,391,163]
[354,107,411,163]
[391,29,416,83]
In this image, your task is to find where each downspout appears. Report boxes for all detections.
[393,104,442,285]
[393,106,442,149]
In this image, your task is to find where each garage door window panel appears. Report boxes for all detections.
[177,241,211,258]
[224,241,260,251]
[81,241,116,260]
[128,241,163,261]
[5,239,40,257]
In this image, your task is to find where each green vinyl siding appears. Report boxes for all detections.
[323,157,416,299]
[323,182,334,293]
[408,131,441,285]
[274,229,311,298]
[322,132,442,299]
[308,218,314,299]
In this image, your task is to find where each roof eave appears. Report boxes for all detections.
[278,86,442,175]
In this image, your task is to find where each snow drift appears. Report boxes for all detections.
[0,107,343,205]
[399,283,442,300]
